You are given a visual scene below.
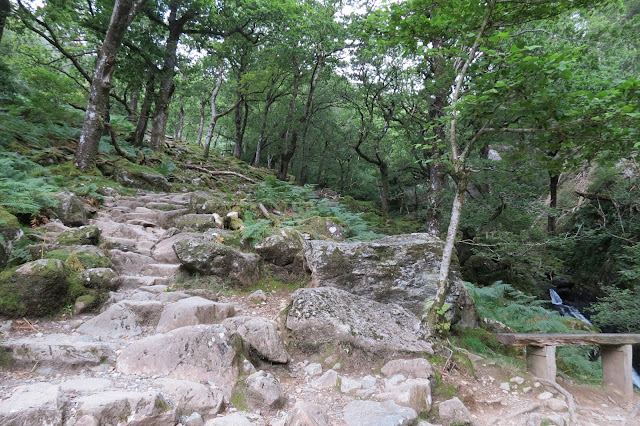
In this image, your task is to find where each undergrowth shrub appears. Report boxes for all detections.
[466,281,602,382]
[0,153,59,216]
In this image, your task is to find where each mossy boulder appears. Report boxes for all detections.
[112,168,171,192]
[0,259,69,317]
[297,217,346,241]
[188,191,231,214]
[174,214,217,231]
[76,268,119,291]
[51,192,88,226]
[224,215,244,231]
[0,207,22,268]
[43,245,112,270]
[254,228,303,266]
[54,225,100,246]
[174,237,260,287]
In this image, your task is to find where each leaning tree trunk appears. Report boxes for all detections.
[74,0,147,171]
[203,63,224,159]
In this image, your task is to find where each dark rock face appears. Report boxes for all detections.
[112,169,171,192]
[302,233,477,327]
[52,192,88,226]
[0,259,69,317]
[285,287,433,355]
[174,237,260,287]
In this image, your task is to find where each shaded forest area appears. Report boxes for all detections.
[0,0,639,331]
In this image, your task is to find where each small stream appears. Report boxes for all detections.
[549,289,640,389]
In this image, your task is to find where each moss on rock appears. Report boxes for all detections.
[55,225,100,246]
[0,259,69,317]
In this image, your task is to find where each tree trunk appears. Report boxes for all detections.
[132,71,154,146]
[379,162,390,216]
[149,3,189,152]
[74,0,146,170]
[425,170,470,331]
[548,173,559,234]
[176,103,185,141]
[196,97,207,146]
[127,89,139,124]
[0,0,10,45]
[233,99,243,158]
[425,161,446,235]
[203,63,224,159]
[253,96,274,166]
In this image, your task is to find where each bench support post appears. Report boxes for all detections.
[526,345,556,381]
[601,344,633,401]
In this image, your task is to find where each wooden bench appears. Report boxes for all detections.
[495,333,640,400]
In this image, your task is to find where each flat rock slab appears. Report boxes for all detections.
[286,287,433,354]
[151,232,203,263]
[0,383,64,426]
[77,301,164,338]
[117,324,239,397]
[60,378,114,393]
[74,390,176,425]
[156,296,235,333]
[342,400,417,426]
[1,334,116,370]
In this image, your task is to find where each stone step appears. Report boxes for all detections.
[145,202,179,210]
[0,334,117,372]
[140,263,187,280]
[117,275,173,289]
[92,220,162,241]
[102,236,138,252]
[109,250,156,275]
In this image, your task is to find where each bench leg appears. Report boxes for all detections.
[526,345,556,381]
[601,344,633,401]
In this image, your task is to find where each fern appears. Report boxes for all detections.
[240,212,271,247]
[0,153,59,215]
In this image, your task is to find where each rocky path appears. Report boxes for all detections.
[0,190,639,425]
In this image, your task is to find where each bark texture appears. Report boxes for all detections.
[74,0,147,170]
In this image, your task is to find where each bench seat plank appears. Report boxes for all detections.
[495,333,640,347]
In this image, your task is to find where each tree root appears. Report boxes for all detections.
[538,378,577,424]
[186,163,258,184]
[487,403,541,425]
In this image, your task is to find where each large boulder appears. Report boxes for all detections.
[0,259,69,317]
[298,216,346,241]
[112,168,171,192]
[117,324,240,397]
[151,232,204,263]
[156,297,235,333]
[174,237,260,287]
[54,225,100,246]
[245,370,286,411]
[0,206,22,268]
[188,191,230,214]
[52,191,89,226]
[286,287,433,355]
[152,378,224,420]
[285,401,330,426]
[0,383,65,426]
[42,245,112,270]
[303,233,477,326]
[222,316,290,363]
[254,228,303,266]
